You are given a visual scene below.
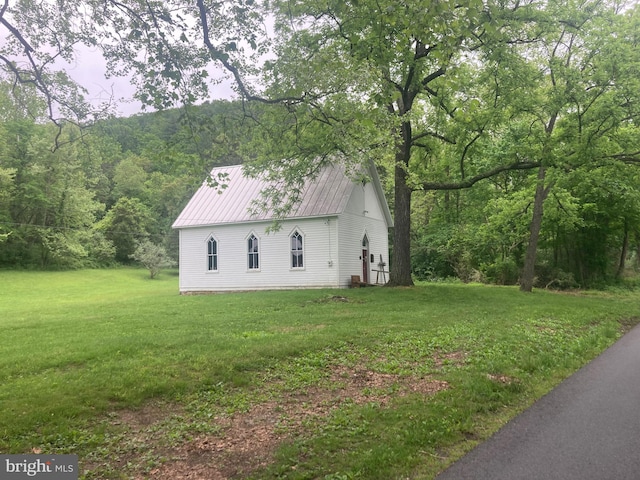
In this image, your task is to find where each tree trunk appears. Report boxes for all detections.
[520,165,551,292]
[389,117,414,287]
[389,159,414,286]
[616,222,629,278]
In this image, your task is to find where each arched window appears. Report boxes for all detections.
[248,234,259,269]
[207,236,218,271]
[291,231,304,268]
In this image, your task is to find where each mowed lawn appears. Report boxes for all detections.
[0,268,638,479]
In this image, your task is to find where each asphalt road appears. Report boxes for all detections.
[436,323,640,480]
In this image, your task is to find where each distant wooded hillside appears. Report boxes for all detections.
[0,99,247,269]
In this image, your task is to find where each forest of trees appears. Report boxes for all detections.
[0,92,638,288]
[0,97,243,270]
[1,0,640,289]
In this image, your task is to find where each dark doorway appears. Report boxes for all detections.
[362,234,369,284]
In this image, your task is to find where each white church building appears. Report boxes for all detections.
[172,161,393,293]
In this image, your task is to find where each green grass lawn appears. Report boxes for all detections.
[0,268,638,479]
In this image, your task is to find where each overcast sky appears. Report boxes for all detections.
[64,44,237,118]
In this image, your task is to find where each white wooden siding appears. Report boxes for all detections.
[337,181,391,286]
[336,213,389,287]
[178,217,340,292]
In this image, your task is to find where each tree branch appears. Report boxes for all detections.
[422,66,446,87]
[196,0,306,106]
[411,130,456,145]
[605,151,640,164]
[420,161,541,191]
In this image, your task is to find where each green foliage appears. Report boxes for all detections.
[0,85,210,268]
[533,265,580,290]
[2,0,270,121]
[0,120,106,268]
[4,0,640,291]
[85,231,116,267]
[481,258,520,286]
[0,165,15,240]
[97,197,152,263]
[112,155,149,199]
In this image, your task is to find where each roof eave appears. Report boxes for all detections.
[367,160,394,228]
[172,212,342,230]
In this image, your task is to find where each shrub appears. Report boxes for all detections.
[481,259,520,285]
[130,240,176,278]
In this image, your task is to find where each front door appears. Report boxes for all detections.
[362,235,369,284]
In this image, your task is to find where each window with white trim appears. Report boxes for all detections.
[291,231,304,268]
[207,236,218,271]
[248,234,259,269]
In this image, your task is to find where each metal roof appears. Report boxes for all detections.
[172,163,358,228]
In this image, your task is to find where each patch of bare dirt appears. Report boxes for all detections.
[305,295,363,305]
[144,402,286,480]
[107,366,450,480]
[619,316,640,333]
[111,401,178,431]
